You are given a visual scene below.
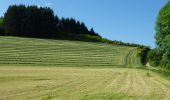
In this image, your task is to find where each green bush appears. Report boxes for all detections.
[147,49,162,66]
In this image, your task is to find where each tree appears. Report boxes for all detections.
[3,5,101,42]
[3,5,55,37]
[54,15,59,30]
[155,2,170,48]
[0,18,4,35]
[0,17,3,24]
[154,2,170,69]
[89,28,100,37]
[3,5,26,35]
[90,28,95,35]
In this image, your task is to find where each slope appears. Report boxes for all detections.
[0,36,134,67]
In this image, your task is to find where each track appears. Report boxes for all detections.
[123,48,143,68]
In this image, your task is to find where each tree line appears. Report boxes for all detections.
[148,2,170,71]
[0,5,100,40]
[0,5,147,48]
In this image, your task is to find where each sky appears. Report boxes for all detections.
[0,0,168,48]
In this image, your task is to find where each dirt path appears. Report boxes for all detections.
[123,48,142,68]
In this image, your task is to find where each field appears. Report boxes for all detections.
[0,36,170,100]
[1,67,170,100]
[0,36,133,67]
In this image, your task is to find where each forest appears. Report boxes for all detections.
[0,5,100,39]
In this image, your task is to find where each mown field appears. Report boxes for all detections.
[1,67,170,100]
[0,36,170,100]
[0,36,133,67]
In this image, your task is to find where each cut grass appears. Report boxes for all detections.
[0,36,133,67]
[0,67,170,100]
[0,36,170,100]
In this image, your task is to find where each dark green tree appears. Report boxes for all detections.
[0,17,4,35]
[3,5,101,42]
[155,2,170,48]
[3,5,26,35]
[4,5,55,37]
[154,2,170,69]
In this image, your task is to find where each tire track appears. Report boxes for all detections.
[105,70,126,90]
[134,70,170,99]
[134,71,150,96]
[148,77,170,99]
[122,48,139,68]
[118,71,132,93]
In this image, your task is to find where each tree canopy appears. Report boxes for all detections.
[3,5,100,39]
[4,5,56,37]
[149,2,170,70]
[0,17,4,35]
[155,2,170,48]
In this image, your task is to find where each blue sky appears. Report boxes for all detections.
[0,0,168,47]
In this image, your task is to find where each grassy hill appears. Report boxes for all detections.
[0,36,170,100]
[0,36,138,67]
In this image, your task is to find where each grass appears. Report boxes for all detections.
[0,36,133,67]
[0,67,170,100]
[0,36,170,100]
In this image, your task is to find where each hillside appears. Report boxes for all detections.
[0,36,139,67]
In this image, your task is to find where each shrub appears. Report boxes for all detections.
[147,49,162,66]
